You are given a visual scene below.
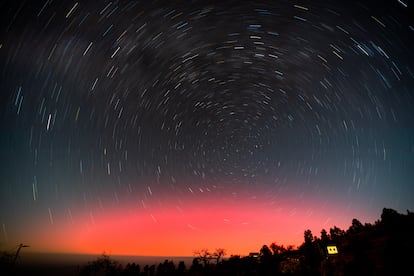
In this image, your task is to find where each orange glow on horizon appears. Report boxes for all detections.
[22,196,368,257]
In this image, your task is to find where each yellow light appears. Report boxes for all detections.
[327,245,338,255]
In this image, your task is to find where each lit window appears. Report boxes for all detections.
[327,245,338,254]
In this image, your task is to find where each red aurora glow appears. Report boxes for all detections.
[26,196,371,256]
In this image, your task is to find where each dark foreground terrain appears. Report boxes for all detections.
[2,208,414,275]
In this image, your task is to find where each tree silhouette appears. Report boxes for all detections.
[193,248,212,266]
[320,228,329,243]
[149,264,156,276]
[156,260,175,276]
[300,229,322,275]
[270,242,286,256]
[124,262,140,275]
[176,261,186,275]
[259,244,272,261]
[329,226,345,242]
[189,257,203,275]
[304,229,314,245]
[79,253,122,276]
[212,248,226,264]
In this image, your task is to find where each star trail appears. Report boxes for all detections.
[0,0,413,256]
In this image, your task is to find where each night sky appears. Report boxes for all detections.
[1,0,413,256]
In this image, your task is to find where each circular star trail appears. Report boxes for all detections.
[0,0,413,255]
